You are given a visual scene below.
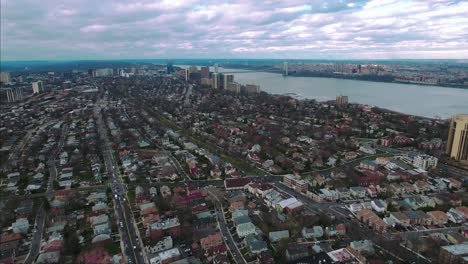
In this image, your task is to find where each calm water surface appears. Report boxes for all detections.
[179,65,468,118]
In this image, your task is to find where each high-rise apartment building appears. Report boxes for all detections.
[0,72,11,84]
[212,73,219,89]
[1,87,24,103]
[223,74,234,89]
[245,84,260,94]
[214,63,219,73]
[201,66,209,79]
[166,61,174,74]
[32,81,44,94]
[336,95,349,106]
[446,114,468,161]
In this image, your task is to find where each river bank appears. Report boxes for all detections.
[223,65,468,89]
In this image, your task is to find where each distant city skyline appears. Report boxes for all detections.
[1,0,468,60]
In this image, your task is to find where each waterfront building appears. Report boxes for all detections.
[336,95,349,106]
[446,114,468,161]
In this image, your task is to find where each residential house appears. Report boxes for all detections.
[448,178,462,189]
[350,240,374,254]
[371,200,387,213]
[200,232,223,250]
[268,230,289,243]
[301,226,324,239]
[350,187,366,199]
[357,209,388,233]
[12,218,29,234]
[286,243,311,262]
[447,208,466,224]
[427,211,448,225]
[244,235,268,255]
[404,210,432,225]
[236,222,257,238]
[224,178,251,191]
[414,180,431,193]
[446,232,467,245]
[390,212,411,227]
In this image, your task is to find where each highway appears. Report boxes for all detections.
[96,104,147,264]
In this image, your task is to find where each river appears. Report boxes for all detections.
[177,65,468,119]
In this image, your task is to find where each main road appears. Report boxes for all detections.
[96,104,147,264]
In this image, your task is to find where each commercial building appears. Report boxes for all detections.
[32,80,44,94]
[283,62,288,76]
[214,63,219,73]
[446,114,468,161]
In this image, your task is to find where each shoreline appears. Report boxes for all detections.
[269,91,443,121]
[222,65,468,90]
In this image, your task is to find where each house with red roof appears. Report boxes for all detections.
[224,178,251,191]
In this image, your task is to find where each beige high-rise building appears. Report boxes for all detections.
[0,72,11,84]
[446,114,468,161]
[336,95,349,106]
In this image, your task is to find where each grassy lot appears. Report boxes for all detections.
[106,242,121,255]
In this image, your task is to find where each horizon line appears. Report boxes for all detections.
[2,58,468,63]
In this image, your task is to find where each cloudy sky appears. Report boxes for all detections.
[1,0,468,60]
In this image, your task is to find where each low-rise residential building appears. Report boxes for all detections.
[359,160,378,171]
[427,211,448,225]
[412,154,438,170]
[283,174,308,193]
[12,218,29,234]
[200,232,223,250]
[439,244,468,264]
[357,209,388,233]
[146,236,173,254]
[268,230,290,243]
[149,217,181,241]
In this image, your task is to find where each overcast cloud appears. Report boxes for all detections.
[1,0,468,60]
